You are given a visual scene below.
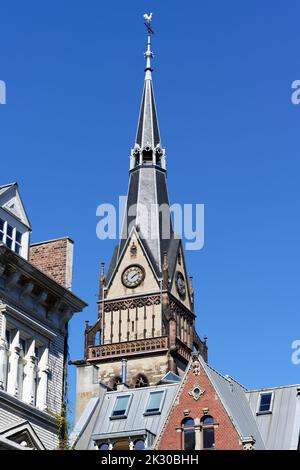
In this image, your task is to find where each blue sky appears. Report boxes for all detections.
[1,1,300,422]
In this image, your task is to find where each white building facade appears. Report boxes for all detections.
[0,183,86,450]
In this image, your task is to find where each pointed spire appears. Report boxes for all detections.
[133,15,162,158]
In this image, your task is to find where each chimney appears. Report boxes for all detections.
[122,358,127,384]
[117,358,129,391]
[29,237,74,289]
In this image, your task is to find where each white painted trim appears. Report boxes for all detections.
[0,304,56,340]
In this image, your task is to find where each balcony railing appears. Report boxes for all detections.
[87,336,169,360]
[175,338,192,362]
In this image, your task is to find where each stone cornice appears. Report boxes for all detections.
[0,242,87,312]
[0,303,56,340]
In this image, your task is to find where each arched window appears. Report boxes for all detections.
[201,415,215,449]
[99,443,109,450]
[182,418,195,450]
[134,439,145,450]
[109,375,122,391]
[134,373,149,388]
[95,331,101,345]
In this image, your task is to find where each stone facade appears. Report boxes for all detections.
[0,183,87,450]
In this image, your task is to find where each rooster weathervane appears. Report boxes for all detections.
[143,12,154,34]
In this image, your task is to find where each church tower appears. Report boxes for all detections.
[75,21,207,406]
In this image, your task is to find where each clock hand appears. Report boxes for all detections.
[128,272,139,282]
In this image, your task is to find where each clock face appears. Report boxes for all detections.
[176,271,186,298]
[122,265,145,288]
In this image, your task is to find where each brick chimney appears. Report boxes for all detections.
[29,237,74,289]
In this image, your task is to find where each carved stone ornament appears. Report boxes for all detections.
[242,437,256,450]
[188,384,205,401]
[192,358,201,376]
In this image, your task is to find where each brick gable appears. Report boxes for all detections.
[156,356,242,450]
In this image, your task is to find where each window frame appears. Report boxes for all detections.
[257,392,274,415]
[15,230,22,254]
[0,218,5,242]
[144,389,166,416]
[201,415,216,450]
[110,394,132,420]
[0,218,23,255]
[181,417,196,451]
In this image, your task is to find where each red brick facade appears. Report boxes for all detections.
[156,359,242,450]
[29,237,74,289]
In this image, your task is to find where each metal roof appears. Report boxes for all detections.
[202,359,266,449]
[72,383,179,450]
[246,385,300,449]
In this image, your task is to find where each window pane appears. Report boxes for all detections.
[7,225,13,237]
[112,395,130,417]
[146,391,163,413]
[134,440,145,450]
[99,443,109,450]
[203,427,215,449]
[0,219,4,231]
[183,418,194,427]
[15,243,21,254]
[5,330,10,345]
[16,231,22,243]
[259,393,272,412]
[202,416,214,424]
[6,237,12,249]
[184,429,195,450]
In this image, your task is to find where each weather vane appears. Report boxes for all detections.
[143,12,154,34]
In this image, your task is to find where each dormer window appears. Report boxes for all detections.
[0,183,31,260]
[0,218,23,255]
[257,392,273,414]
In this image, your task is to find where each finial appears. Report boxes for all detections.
[162,251,169,289]
[99,261,106,300]
[143,13,154,77]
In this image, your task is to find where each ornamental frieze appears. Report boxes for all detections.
[103,295,161,313]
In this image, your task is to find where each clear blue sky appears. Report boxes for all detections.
[1,1,300,423]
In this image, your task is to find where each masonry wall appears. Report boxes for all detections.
[29,237,74,289]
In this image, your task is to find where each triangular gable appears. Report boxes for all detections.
[106,226,160,291]
[154,353,265,450]
[0,419,45,450]
[169,238,193,310]
[0,182,31,229]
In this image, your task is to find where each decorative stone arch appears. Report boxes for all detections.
[132,373,149,388]
[108,375,122,391]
